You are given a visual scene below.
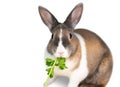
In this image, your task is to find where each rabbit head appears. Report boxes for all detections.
[38,3,83,58]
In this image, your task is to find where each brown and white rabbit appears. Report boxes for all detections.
[38,3,113,87]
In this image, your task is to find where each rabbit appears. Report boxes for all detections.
[38,3,113,87]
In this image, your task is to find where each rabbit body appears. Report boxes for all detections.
[38,3,113,87]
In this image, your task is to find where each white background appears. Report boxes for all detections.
[0,0,120,87]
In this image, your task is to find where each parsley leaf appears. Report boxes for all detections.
[46,68,54,78]
[56,57,67,70]
[46,58,55,66]
[44,57,67,87]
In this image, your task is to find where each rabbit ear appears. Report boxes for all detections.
[38,6,59,31]
[64,3,83,29]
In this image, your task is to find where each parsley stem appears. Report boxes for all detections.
[44,59,57,87]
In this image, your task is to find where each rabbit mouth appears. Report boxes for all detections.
[54,50,70,58]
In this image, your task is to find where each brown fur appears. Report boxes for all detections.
[67,37,81,71]
[75,29,113,87]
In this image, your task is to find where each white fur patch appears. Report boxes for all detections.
[75,33,89,80]
[68,33,89,87]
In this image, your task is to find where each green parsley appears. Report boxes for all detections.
[44,57,67,87]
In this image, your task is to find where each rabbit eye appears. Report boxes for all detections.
[51,34,54,39]
[69,33,72,39]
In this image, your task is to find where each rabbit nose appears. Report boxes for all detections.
[58,52,64,56]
